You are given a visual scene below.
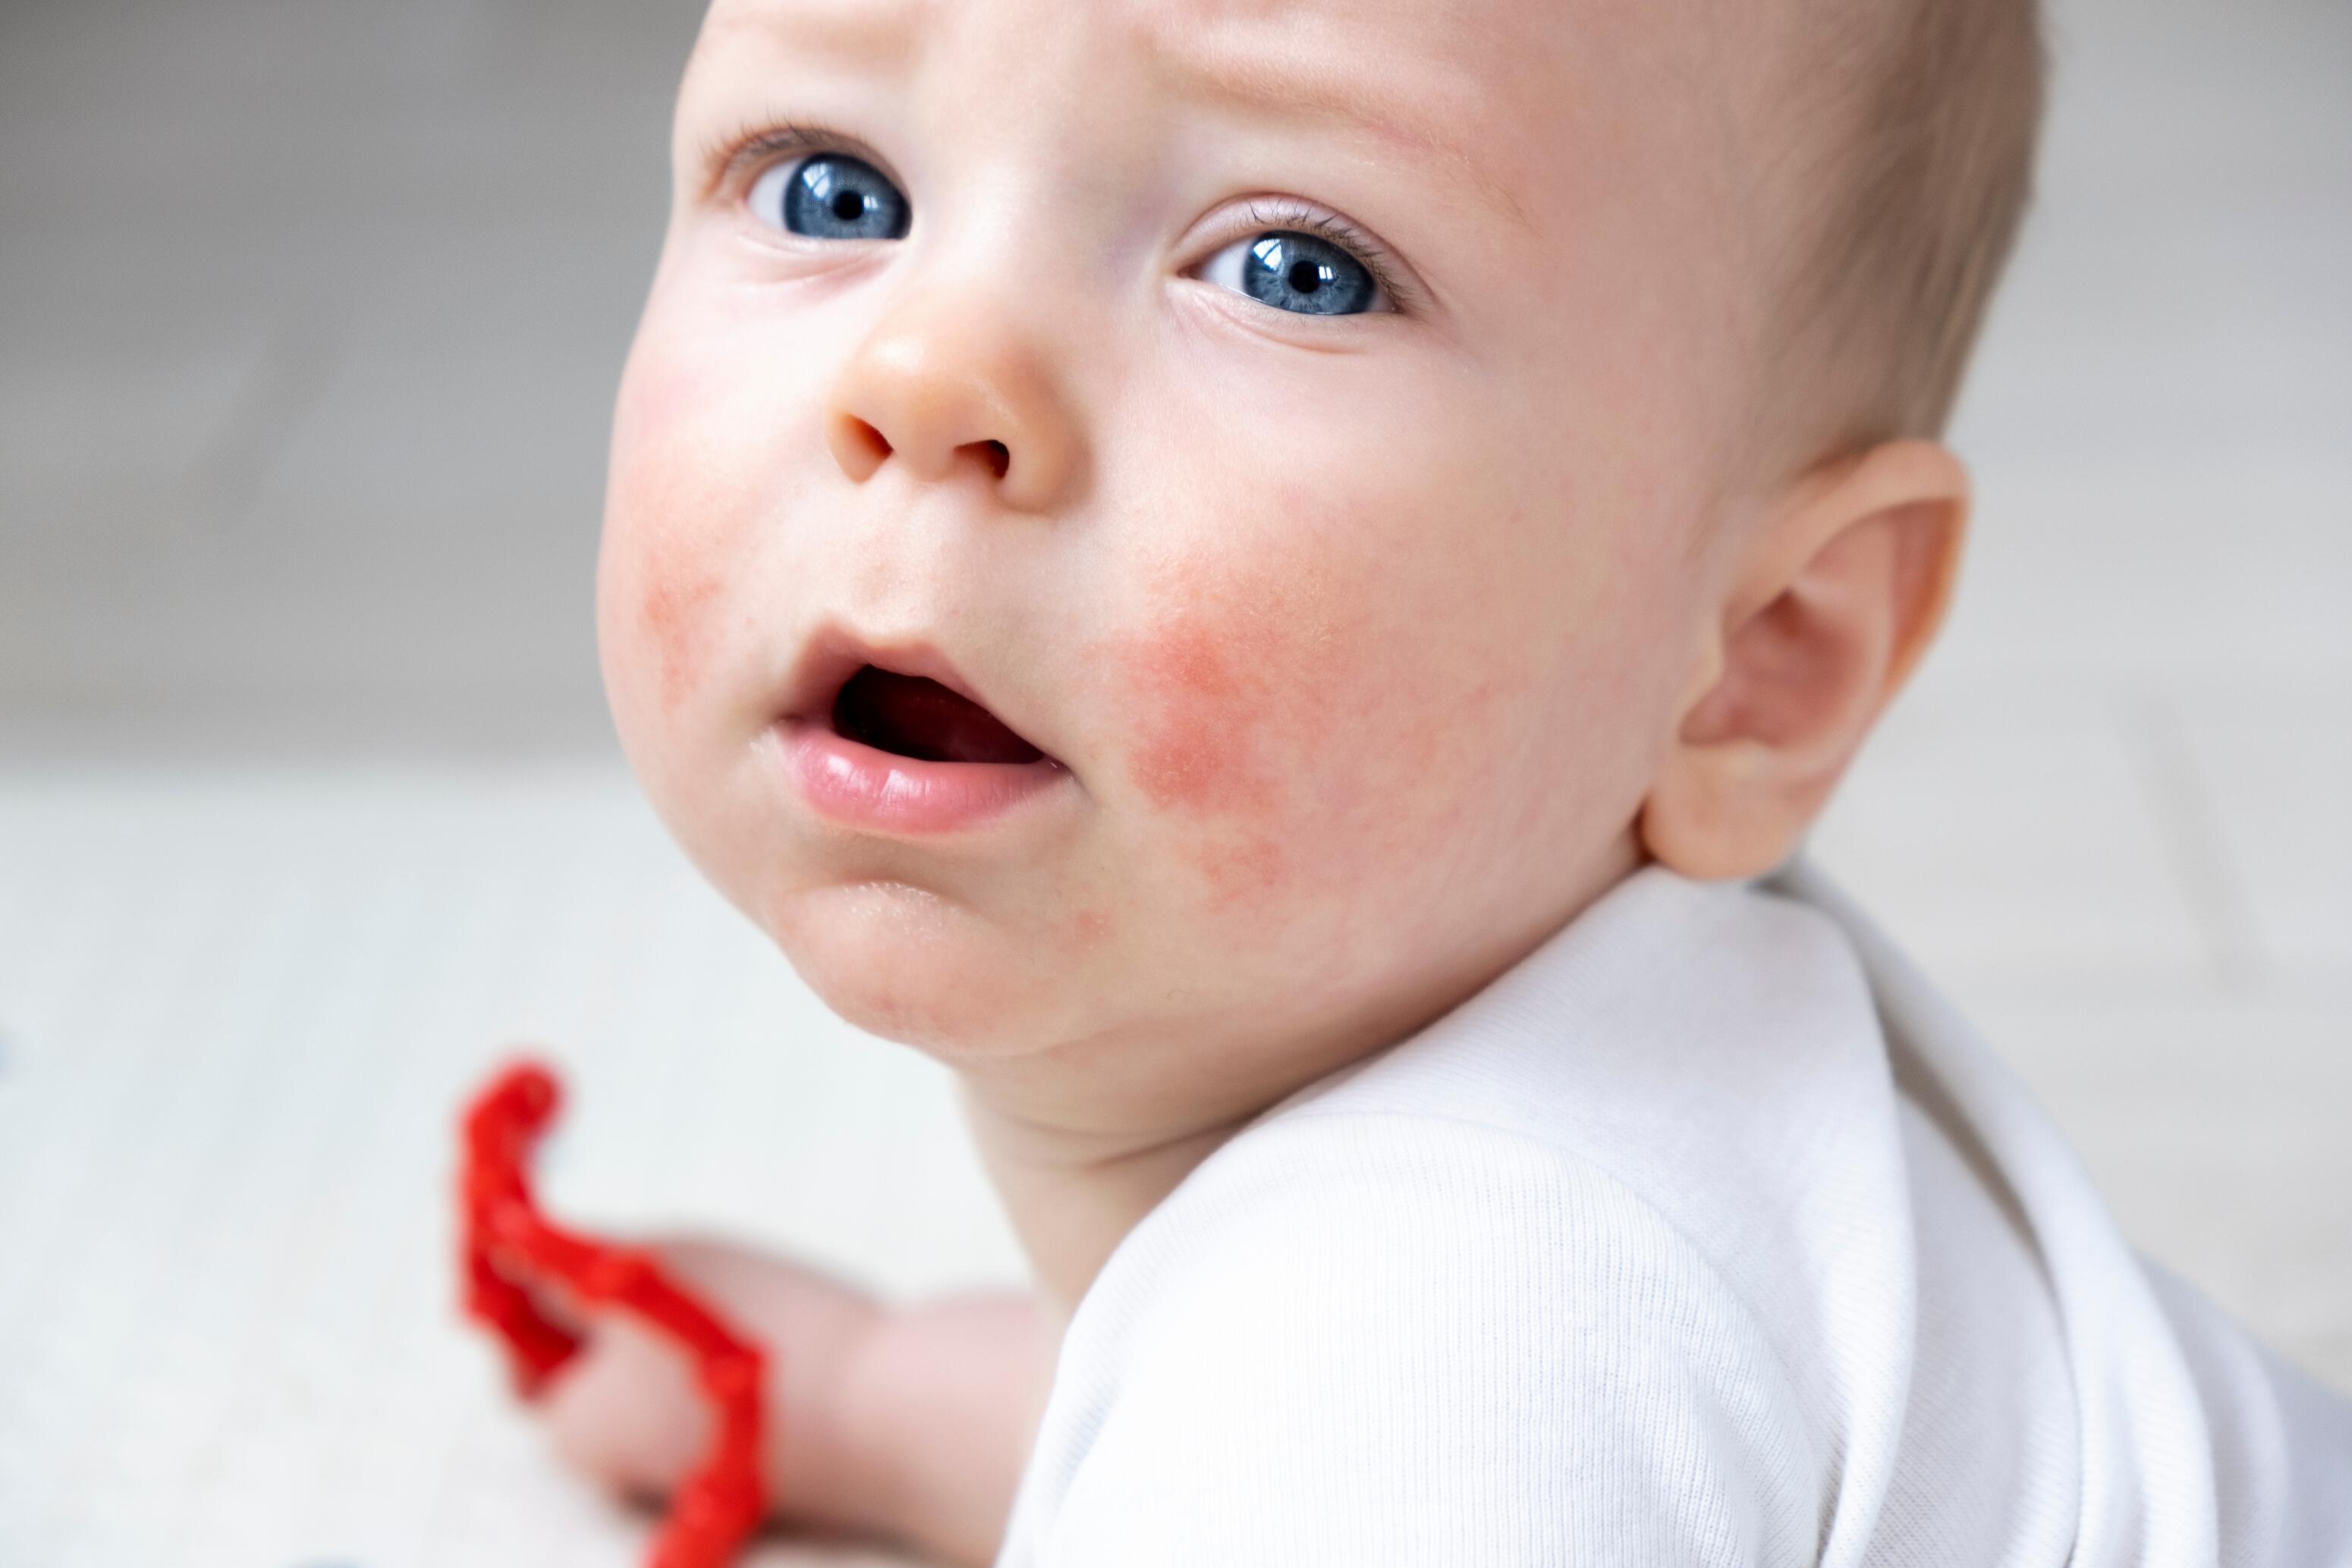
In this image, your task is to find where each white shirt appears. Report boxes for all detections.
[997,865,2352,1566]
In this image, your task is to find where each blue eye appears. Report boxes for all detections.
[1200,229,1385,316]
[752,152,910,240]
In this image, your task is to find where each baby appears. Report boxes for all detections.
[527,0,2352,1561]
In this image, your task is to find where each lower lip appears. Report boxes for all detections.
[778,721,1070,835]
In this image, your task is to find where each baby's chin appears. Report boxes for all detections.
[763,880,1095,1061]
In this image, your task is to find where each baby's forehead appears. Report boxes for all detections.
[690,0,1727,131]
[691,0,1753,228]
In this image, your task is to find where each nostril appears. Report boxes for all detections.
[829,413,894,481]
[970,440,1011,480]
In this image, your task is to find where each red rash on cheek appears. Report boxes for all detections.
[1067,905,1114,951]
[608,348,738,714]
[1121,616,1280,817]
[637,534,725,711]
[1098,556,1360,902]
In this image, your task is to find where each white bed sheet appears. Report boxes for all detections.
[0,767,1020,1568]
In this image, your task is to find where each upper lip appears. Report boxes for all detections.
[778,624,1058,764]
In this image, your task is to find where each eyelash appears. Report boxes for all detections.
[703,124,1416,314]
[1209,197,1411,315]
[704,118,873,200]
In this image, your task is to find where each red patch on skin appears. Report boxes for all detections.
[639,543,725,710]
[1206,830,1287,901]
[1121,616,1276,818]
[607,346,741,715]
[1068,906,1114,950]
[1097,547,1364,903]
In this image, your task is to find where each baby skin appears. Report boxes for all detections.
[543,0,1976,1560]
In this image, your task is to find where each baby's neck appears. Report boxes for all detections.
[957,839,1644,1317]
[953,1017,1384,1318]
[960,1095,1247,1323]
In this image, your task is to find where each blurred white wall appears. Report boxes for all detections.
[0,0,703,756]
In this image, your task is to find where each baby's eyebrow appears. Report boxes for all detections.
[688,0,929,83]
[1143,25,1532,236]
[687,0,1530,237]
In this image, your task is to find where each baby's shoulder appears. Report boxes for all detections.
[1248,872,1917,1321]
[1142,1100,1767,1303]
[1020,1111,1836,1566]
[1008,878,1944,1564]
[1126,1105,1806,1372]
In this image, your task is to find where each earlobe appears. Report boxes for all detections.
[1640,439,1969,881]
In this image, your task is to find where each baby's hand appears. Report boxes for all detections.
[533,1240,1055,1568]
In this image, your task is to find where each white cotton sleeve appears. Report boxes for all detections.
[1009,1113,1832,1568]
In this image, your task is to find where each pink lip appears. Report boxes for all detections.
[772,627,1073,835]
[778,720,1070,835]
[779,630,1007,727]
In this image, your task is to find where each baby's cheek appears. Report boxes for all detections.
[1118,607,1300,821]
[600,358,744,719]
[632,528,727,713]
[1093,548,1464,909]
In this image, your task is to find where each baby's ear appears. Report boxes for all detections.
[1640,438,1970,881]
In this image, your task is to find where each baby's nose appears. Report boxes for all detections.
[825,297,1086,513]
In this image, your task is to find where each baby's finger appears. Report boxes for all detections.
[536,1312,714,1503]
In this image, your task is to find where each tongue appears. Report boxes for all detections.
[832,667,1046,765]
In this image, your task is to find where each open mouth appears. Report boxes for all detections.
[829,665,1047,766]
[777,639,1068,834]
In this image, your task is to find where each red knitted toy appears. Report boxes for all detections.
[459,1061,769,1568]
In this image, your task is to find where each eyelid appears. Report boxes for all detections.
[696,118,896,204]
[695,130,1423,315]
[1193,196,1420,316]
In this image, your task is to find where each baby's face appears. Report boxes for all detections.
[602,0,1771,1092]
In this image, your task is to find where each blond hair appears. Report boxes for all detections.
[1747,0,2049,482]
